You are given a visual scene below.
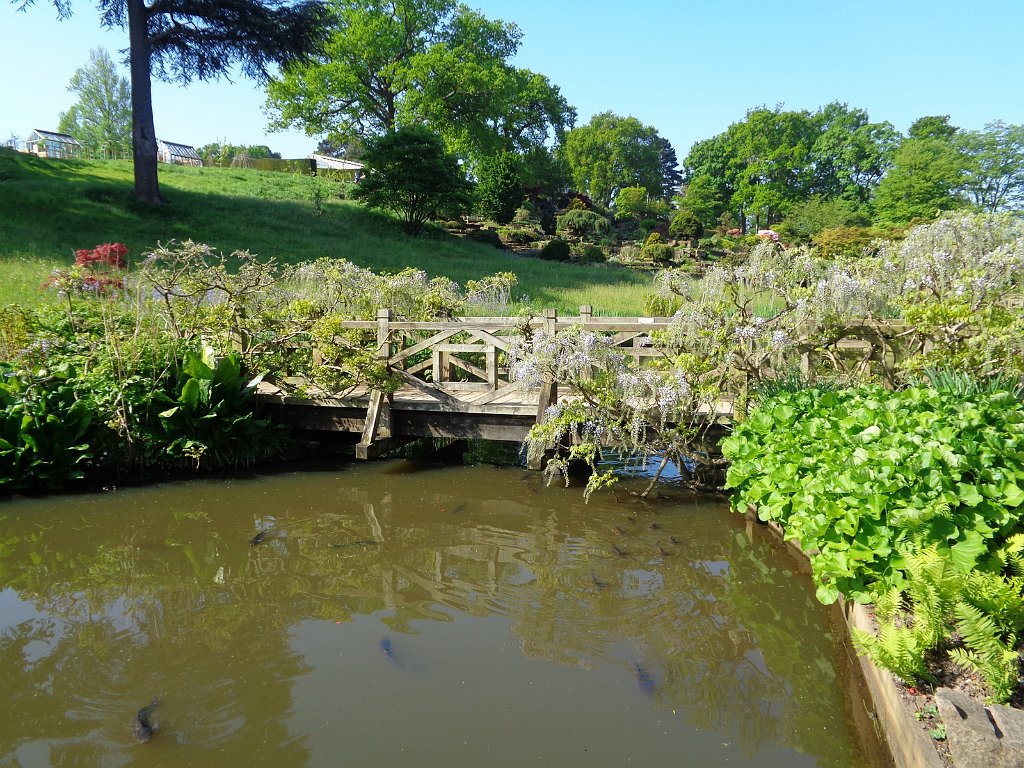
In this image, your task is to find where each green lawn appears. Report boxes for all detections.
[0,149,654,314]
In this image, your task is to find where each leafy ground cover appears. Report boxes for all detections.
[0,149,652,313]
[722,380,1024,704]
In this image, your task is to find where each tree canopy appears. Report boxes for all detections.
[475,150,523,224]
[57,47,131,157]
[957,121,1024,212]
[21,0,327,203]
[680,103,899,231]
[265,0,573,167]
[559,112,667,208]
[873,137,966,225]
[198,142,282,165]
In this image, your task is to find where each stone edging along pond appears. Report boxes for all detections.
[843,600,944,768]
[758,516,941,768]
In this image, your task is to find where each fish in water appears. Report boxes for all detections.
[330,540,378,549]
[657,542,671,557]
[610,543,627,558]
[379,637,402,666]
[132,697,158,743]
[632,663,657,697]
[591,570,608,590]
[650,522,662,530]
[249,530,268,547]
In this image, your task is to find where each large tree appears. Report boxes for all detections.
[57,47,132,157]
[657,137,682,199]
[680,103,899,231]
[475,150,523,224]
[873,137,967,225]
[20,0,327,203]
[560,111,665,207]
[265,0,572,167]
[678,134,737,228]
[808,102,899,206]
[956,121,1024,212]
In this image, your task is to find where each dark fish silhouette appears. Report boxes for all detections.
[657,542,671,557]
[633,663,657,697]
[330,540,378,549]
[650,522,662,530]
[379,637,402,666]
[591,571,608,590]
[610,543,627,558]
[132,697,158,742]
[669,536,679,545]
[249,530,268,547]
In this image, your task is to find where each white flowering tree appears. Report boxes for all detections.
[511,213,1024,497]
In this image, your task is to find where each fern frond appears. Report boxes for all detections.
[952,601,1021,703]
[963,571,1024,635]
[873,585,906,623]
[991,533,1024,577]
[852,623,932,684]
[903,547,959,646]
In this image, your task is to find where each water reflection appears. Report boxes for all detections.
[0,462,888,767]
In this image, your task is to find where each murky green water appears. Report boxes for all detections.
[0,458,889,767]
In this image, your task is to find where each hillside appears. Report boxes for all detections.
[0,150,653,314]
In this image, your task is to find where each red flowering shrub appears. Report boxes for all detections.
[43,243,128,295]
[75,242,128,270]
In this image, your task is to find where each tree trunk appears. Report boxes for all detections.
[127,0,162,204]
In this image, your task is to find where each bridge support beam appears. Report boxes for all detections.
[527,378,559,471]
[355,390,415,459]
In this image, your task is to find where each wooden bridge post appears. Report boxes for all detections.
[579,305,592,326]
[376,308,393,360]
[528,309,560,470]
[356,308,415,459]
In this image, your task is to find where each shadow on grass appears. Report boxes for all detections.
[0,152,654,313]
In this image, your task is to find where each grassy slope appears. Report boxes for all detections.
[0,150,653,314]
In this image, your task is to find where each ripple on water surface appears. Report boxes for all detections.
[0,460,890,768]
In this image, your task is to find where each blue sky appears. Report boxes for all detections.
[2,0,1022,160]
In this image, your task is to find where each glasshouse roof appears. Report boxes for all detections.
[28,129,81,145]
[159,140,202,159]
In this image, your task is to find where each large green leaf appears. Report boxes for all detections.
[179,378,201,412]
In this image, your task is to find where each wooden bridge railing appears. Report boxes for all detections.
[348,305,675,394]
[330,306,678,461]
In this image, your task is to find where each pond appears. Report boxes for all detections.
[0,456,891,767]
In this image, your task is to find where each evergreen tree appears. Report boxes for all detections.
[354,125,473,235]
[475,151,523,224]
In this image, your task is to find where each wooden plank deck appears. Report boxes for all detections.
[255,377,734,447]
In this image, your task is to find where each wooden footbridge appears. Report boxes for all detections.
[255,307,723,467]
